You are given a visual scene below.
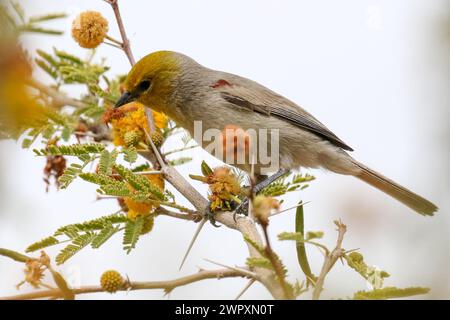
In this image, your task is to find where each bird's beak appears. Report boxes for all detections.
[115,91,136,108]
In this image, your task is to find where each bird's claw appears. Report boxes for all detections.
[233,198,249,222]
[204,205,221,227]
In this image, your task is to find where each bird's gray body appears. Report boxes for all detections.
[168,53,358,176]
[118,51,437,215]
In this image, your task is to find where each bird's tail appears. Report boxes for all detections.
[352,161,438,216]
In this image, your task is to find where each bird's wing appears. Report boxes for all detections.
[212,77,353,151]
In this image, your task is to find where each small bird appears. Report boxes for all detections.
[116,51,438,216]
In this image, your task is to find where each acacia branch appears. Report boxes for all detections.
[0,268,248,300]
[105,0,157,132]
[312,220,347,300]
[106,0,135,66]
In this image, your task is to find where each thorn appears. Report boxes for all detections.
[269,201,311,217]
[203,258,257,279]
[179,218,208,270]
[235,279,256,300]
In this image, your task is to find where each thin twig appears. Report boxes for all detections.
[203,259,257,279]
[235,279,256,300]
[312,220,347,300]
[154,206,199,221]
[106,0,135,65]
[105,34,123,45]
[0,268,247,300]
[269,201,310,217]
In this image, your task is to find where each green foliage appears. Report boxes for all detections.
[353,287,430,300]
[278,231,323,242]
[55,232,96,265]
[123,147,138,164]
[123,217,144,254]
[260,172,315,197]
[201,160,213,176]
[6,2,66,36]
[35,48,110,97]
[246,257,273,270]
[244,234,289,278]
[25,212,147,264]
[243,234,266,257]
[54,213,127,235]
[294,202,317,286]
[0,248,32,263]
[34,143,105,156]
[98,149,118,175]
[345,252,390,289]
[91,223,121,249]
[59,155,96,189]
[26,236,59,252]
[113,164,165,201]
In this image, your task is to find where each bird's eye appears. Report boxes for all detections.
[138,80,151,92]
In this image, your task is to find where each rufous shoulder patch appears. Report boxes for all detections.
[210,79,231,89]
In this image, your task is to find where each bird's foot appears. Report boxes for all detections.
[204,204,221,227]
[233,198,249,221]
[233,168,290,221]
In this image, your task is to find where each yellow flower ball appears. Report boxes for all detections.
[72,11,109,49]
[100,270,123,293]
[108,102,168,148]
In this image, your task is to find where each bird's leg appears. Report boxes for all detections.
[204,204,221,227]
[234,168,289,218]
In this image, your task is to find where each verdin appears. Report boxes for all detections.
[116,51,437,216]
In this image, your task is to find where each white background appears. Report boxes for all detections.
[0,0,449,299]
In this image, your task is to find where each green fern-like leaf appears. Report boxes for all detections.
[123,217,144,254]
[353,287,430,300]
[201,160,213,176]
[246,257,273,270]
[59,155,95,189]
[79,172,131,196]
[278,232,304,241]
[98,149,118,175]
[122,147,138,163]
[26,236,59,252]
[54,213,127,236]
[243,234,266,257]
[113,165,165,200]
[91,224,120,249]
[34,143,105,156]
[55,232,96,265]
[294,202,317,286]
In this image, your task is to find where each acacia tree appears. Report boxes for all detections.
[0,1,431,300]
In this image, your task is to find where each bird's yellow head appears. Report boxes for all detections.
[116,51,179,113]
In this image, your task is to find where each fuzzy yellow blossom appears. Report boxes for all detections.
[100,270,124,293]
[105,102,168,148]
[17,251,51,289]
[72,11,109,49]
[206,166,242,211]
[123,172,165,221]
[252,195,280,225]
